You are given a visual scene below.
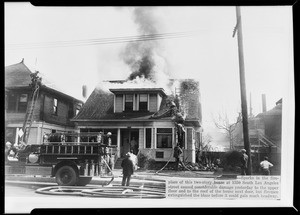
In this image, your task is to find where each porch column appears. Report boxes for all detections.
[15,128,18,145]
[117,128,121,157]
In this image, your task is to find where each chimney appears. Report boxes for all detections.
[82,85,87,99]
[262,94,267,113]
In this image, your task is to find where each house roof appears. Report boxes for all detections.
[73,87,158,120]
[109,88,166,97]
[256,100,282,117]
[5,60,83,103]
[5,60,32,87]
[73,80,202,126]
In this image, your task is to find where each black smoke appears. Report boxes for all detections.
[121,7,160,82]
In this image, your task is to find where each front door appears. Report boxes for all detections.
[120,129,139,157]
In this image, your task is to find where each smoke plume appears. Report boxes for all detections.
[120,7,168,84]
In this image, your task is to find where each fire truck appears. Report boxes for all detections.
[5,72,114,186]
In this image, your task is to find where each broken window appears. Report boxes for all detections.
[157,128,172,148]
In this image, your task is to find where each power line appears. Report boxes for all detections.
[6,30,204,50]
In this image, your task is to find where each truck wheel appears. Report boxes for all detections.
[77,176,92,186]
[55,166,78,186]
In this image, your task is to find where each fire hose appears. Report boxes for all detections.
[35,184,165,198]
[155,147,192,174]
[101,157,114,186]
[35,157,165,198]
[35,185,165,198]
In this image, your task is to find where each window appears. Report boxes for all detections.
[7,93,28,112]
[18,94,28,112]
[156,151,164,158]
[79,128,117,145]
[125,94,133,111]
[7,94,17,112]
[53,98,58,115]
[139,94,148,111]
[68,103,74,118]
[157,128,172,148]
[5,128,16,143]
[145,128,152,148]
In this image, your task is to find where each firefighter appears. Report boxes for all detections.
[121,152,135,186]
[173,144,183,171]
[43,133,49,144]
[130,136,138,155]
[175,122,185,148]
[240,149,248,175]
[5,141,12,162]
[97,132,103,144]
[60,134,66,145]
[104,132,112,146]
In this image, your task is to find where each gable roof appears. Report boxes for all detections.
[73,80,202,125]
[256,99,282,117]
[5,60,83,103]
[5,61,32,87]
[73,87,159,120]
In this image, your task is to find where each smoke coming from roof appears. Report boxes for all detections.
[120,7,168,83]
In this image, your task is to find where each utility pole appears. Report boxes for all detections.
[233,6,252,175]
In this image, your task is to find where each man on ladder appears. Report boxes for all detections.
[17,71,42,153]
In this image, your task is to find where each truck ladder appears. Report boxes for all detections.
[19,72,42,149]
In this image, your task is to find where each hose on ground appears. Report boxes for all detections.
[35,184,165,198]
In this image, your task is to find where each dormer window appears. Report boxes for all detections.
[110,88,166,113]
[139,94,148,111]
[125,94,133,111]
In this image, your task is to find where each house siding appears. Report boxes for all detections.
[149,94,158,112]
[42,94,70,125]
[5,89,41,123]
[115,94,123,112]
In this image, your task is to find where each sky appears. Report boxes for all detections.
[4,4,294,142]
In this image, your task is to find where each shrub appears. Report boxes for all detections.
[221,150,242,171]
[137,152,156,170]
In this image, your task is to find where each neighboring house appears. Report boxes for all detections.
[5,60,83,145]
[233,98,282,174]
[234,98,282,152]
[72,79,202,163]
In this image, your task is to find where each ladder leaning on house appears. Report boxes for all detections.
[19,71,42,149]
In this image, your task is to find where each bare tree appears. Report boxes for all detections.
[213,113,242,150]
[202,133,212,151]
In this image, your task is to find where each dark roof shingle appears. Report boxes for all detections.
[74,80,202,123]
[5,61,32,87]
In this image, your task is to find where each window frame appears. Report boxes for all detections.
[53,98,58,115]
[145,128,152,148]
[139,94,148,111]
[156,128,173,149]
[7,93,17,112]
[124,94,134,112]
[17,94,28,112]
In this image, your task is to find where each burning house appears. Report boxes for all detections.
[72,7,202,165]
[72,79,202,164]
